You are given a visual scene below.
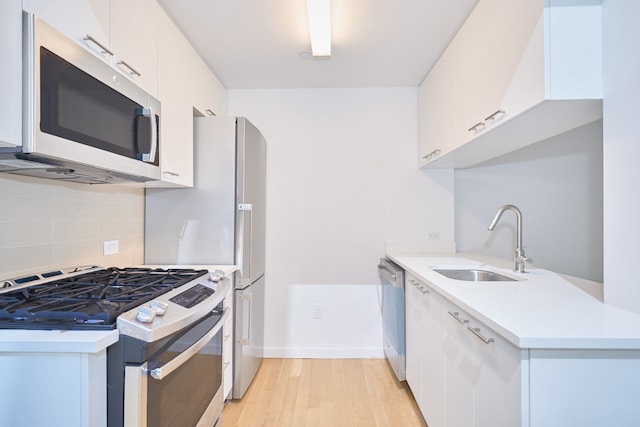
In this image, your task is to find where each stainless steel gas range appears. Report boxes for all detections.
[0,266,230,427]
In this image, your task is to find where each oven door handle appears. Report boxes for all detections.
[147,308,229,380]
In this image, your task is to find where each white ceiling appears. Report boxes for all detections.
[157,0,478,89]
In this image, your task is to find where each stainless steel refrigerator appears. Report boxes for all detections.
[144,117,266,399]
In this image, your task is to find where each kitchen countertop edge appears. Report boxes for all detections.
[387,252,640,351]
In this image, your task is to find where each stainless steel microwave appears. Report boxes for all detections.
[0,13,161,184]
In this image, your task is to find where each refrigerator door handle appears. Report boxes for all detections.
[237,203,253,281]
[237,292,252,345]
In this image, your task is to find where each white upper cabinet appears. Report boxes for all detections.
[148,7,195,188]
[419,0,603,169]
[193,54,228,118]
[0,0,22,148]
[23,0,159,98]
[110,0,159,97]
[23,0,111,62]
[418,44,455,167]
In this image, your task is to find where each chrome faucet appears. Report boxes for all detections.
[487,204,531,273]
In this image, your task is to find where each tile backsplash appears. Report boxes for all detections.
[0,174,145,280]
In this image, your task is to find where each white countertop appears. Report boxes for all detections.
[387,252,640,350]
[0,329,118,353]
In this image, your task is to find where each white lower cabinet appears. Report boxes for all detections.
[405,274,424,404]
[406,273,523,427]
[222,275,234,399]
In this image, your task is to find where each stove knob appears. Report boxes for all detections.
[150,300,168,316]
[136,306,156,323]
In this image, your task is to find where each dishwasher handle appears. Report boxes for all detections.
[377,258,404,287]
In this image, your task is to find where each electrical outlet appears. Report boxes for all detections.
[103,240,119,256]
[312,303,323,319]
[428,232,441,240]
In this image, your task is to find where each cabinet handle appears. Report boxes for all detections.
[117,60,142,77]
[448,311,469,324]
[206,109,216,116]
[163,171,180,177]
[484,109,505,122]
[422,149,441,160]
[468,122,486,132]
[224,361,231,369]
[83,34,113,56]
[418,285,429,294]
[467,326,495,344]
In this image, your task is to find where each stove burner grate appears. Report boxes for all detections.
[0,267,209,330]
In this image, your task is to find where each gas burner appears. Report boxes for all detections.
[0,267,209,330]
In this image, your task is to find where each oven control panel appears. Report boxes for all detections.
[170,284,215,308]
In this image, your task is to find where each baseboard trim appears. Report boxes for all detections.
[264,347,385,359]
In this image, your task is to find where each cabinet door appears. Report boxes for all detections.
[417,45,455,167]
[471,321,523,427]
[405,276,424,406]
[419,283,446,427]
[443,303,475,427]
[193,55,228,118]
[23,0,111,61]
[111,0,159,97]
[154,8,194,187]
[453,0,544,143]
[222,277,234,398]
[484,0,543,127]
[0,0,22,148]
[452,0,495,145]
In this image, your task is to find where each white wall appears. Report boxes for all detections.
[602,0,640,314]
[228,88,454,357]
[0,174,145,280]
[454,120,603,282]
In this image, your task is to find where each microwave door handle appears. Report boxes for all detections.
[141,106,157,163]
[147,308,229,380]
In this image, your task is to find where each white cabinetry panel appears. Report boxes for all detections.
[193,54,228,118]
[0,0,22,148]
[529,349,640,427]
[23,0,111,61]
[111,0,159,97]
[151,7,195,188]
[406,275,523,427]
[419,0,602,169]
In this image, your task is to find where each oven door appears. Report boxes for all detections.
[124,308,229,427]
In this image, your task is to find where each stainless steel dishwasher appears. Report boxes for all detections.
[377,257,406,381]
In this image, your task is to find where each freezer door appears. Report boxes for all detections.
[235,118,267,288]
[233,274,265,399]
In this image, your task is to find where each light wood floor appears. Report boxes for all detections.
[221,358,427,427]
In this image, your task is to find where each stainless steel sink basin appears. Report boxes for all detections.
[433,269,516,282]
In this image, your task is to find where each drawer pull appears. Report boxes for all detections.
[484,109,505,121]
[117,60,142,77]
[83,34,113,56]
[468,122,485,132]
[448,311,469,324]
[467,326,495,344]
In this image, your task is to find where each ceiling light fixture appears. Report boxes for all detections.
[306,0,331,57]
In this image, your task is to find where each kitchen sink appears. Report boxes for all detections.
[433,269,516,282]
